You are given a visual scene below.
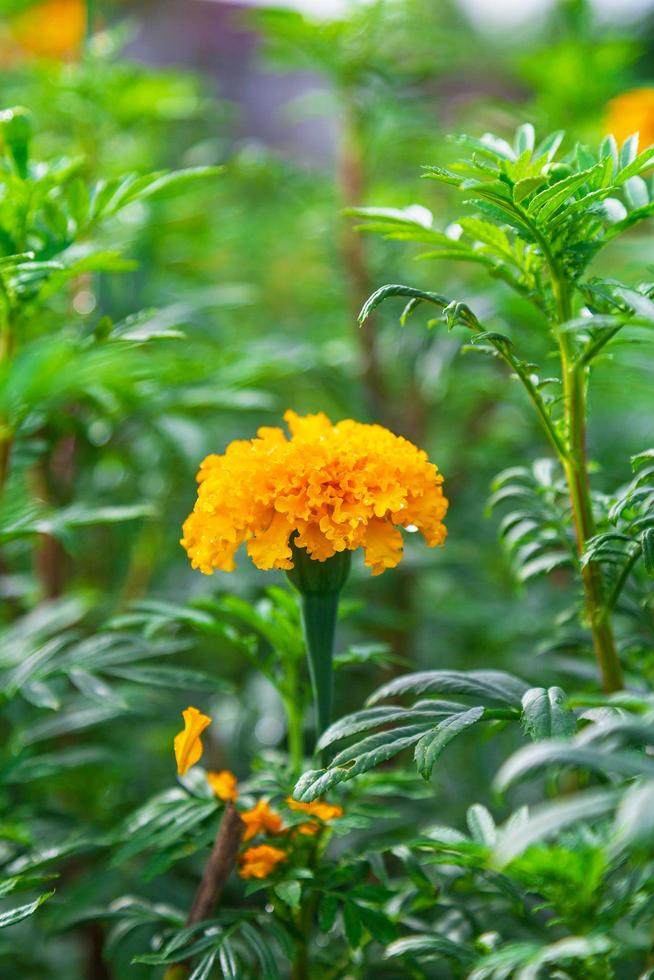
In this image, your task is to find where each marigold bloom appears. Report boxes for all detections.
[241,800,285,842]
[207,769,238,802]
[297,821,321,836]
[606,88,654,149]
[10,0,85,60]
[174,706,212,776]
[181,410,447,577]
[286,797,343,822]
[238,844,287,880]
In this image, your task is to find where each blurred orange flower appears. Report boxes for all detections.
[174,706,212,776]
[286,797,343,822]
[606,88,654,149]
[10,0,86,61]
[207,769,238,802]
[241,800,285,841]
[238,844,287,880]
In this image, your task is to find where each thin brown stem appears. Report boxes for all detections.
[338,96,388,424]
[186,803,244,926]
[164,803,244,980]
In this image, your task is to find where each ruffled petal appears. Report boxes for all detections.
[362,519,404,576]
[246,511,293,570]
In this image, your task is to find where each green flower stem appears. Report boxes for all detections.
[85,0,95,44]
[286,543,351,752]
[554,274,624,693]
[299,591,340,739]
[283,664,305,777]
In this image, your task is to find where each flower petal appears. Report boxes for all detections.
[174,706,212,776]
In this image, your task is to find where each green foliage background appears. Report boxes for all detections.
[0,0,653,977]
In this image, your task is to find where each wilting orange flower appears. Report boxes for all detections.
[207,770,238,802]
[606,88,654,149]
[174,706,212,776]
[238,844,287,880]
[181,410,447,577]
[241,800,285,842]
[10,0,86,60]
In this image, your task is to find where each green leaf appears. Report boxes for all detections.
[0,891,54,929]
[317,700,466,751]
[342,901,363,948]
[189,950,218,980]
[466,804,497,846]
[385,934,475,963]
[69,669,125,707]
[527,164,604,221]
[643,528,654,576]
[495,741,654,793]
[494,789,620,866]
[624,175,649,210]
[318,894,338,932]
[521,687,577,741]
[414,706,485,779]
[358,283,449,326]
[368,670,528,707]
[513,176,546,203]
[294,724,432,800]
[357,905,397,944]
[104,665,230,691]
[274,881,301,909]
[613,780,654,847]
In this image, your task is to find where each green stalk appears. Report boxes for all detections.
[553,273,624,693]
[85,0,96,45]
[283,662,305,777]
[298,591,340,739]
[286,542,351,749]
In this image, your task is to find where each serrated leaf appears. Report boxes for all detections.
[317,700,467,750]
[521,687,576,741]
[414,706,485,779]
[368,670,528,707]
[466,804,497,846]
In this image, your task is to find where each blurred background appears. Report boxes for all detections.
[1,0,654,975]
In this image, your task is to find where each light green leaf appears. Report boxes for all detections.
[521,687,577,741]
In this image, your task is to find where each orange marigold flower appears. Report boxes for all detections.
[286,797,343,822]
[181,410,447,577]
[241,800,285,842]
[297,821,321,836]
[605,88,654,149]
[174,706,212,776]
[238,844,287,880]
[207,769,238,802]
[10,0,85,60]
